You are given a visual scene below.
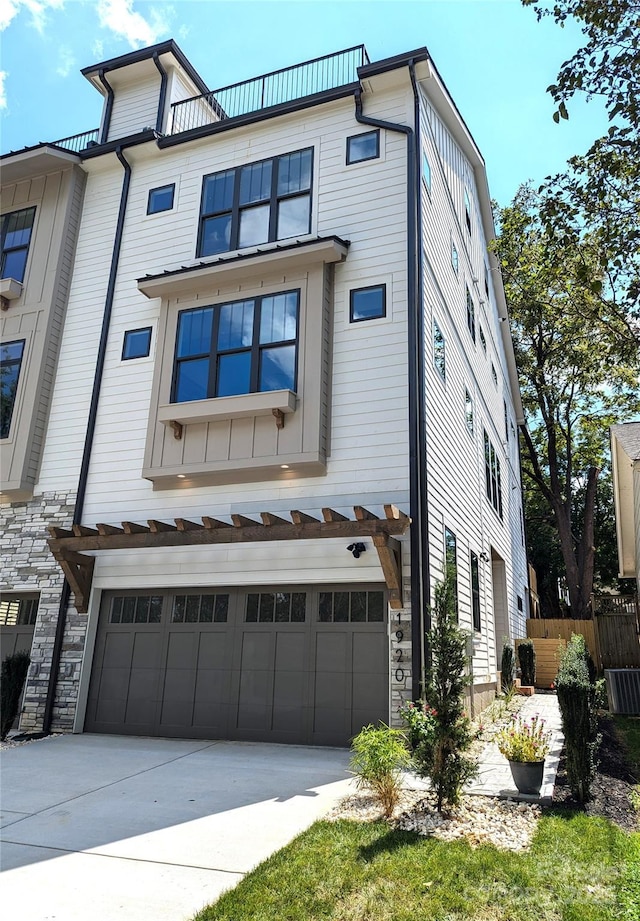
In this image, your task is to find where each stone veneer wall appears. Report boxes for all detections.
[0,490,86,733]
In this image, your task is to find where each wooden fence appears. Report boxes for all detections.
[517,637,566,688]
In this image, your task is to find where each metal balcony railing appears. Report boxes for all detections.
[170,45,369,136]
[52,129,100,152]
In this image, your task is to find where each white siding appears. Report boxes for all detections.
[108,73,159,141]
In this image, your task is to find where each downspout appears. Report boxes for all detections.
[97,70,115,144]
[152,52,168,135]
[42,147,132,735]
[354,63,430,702]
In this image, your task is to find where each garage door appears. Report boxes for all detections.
[85,586,389,746]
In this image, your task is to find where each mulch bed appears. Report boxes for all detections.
[551,713,639,832]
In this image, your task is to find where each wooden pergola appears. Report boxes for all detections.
[48,505,411,614]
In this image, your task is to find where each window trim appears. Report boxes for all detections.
[1,206,36,283]
[346,130,380,165]
[484,429,503,520]
[122,327,152,361]
[197,147,313,258]
[349,283,386,323]
[147,184,175,215]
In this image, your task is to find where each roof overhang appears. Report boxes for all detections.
[81,39,209,97]
[1,145,81,183]
[49,505,410,613]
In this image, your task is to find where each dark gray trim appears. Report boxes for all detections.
[97,70,114,145]
[158,84,359,149]
[358,48,428,79]
[152,52,168,135]
[137,234,350,285]
[80,129,158,159]
[43,146,133,735]
[82,39,209,97]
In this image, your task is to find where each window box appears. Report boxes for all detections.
[158,388,296,427]
[0,276,23,304]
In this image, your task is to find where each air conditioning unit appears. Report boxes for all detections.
[605,669,640,715]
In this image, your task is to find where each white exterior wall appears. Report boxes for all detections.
[418,90,528,680]
[107,73,160,141]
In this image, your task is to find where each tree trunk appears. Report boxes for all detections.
[551,468,599,619]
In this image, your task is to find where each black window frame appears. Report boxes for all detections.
[421,150,431,193]
[465,285,476,343]
[147,184,175,215]
[464,189,472,234]
[346,130,380,165]
[465,387,474,436]
[349,284,386,323]
[122,327,152,361]
[1,206,36,283]
[0,593,39,626]
[171,289,300,403]
[479,325,487,354]
[444,527,458,619]
[433,318,446,380]
[451,240,459,276]
[197,147,313,258]
[470,551,481,632]
[484,429,503,519]
[0,338,25,439]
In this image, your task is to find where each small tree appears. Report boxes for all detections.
[501,642,515,693]
[1,651,30,740]
[350,723,410,819]
[414,580,477,811]
[518,639,536,687]
[556,634,600,802]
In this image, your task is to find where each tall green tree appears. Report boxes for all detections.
[495,186,640,618]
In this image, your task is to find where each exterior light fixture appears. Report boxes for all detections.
[347,542,366,559]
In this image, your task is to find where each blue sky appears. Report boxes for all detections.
[0,0,607,204]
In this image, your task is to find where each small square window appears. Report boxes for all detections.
[422,151,431,193]
[122,327,152,360]
[147,184,175,214]
[479,326,487,354]
[491,362,498,386]
[347,130,380,165]
[464,189,472,234]
[451,241,459,276]
[433,319,445,380]
[350,284,386,322]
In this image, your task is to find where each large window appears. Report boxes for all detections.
[198,148,312,256]
[172,290,299,402]
[1,207,36,282]
[0,339,25,438]
[484,430,503,519]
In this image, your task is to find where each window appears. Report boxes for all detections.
[433,319,445,380]
[451,240,459,275]
[318,590,384,623]
[122,327,152,360]
[464,189,472,234]
[198,148,312,257]
[484,429,503,519]
[350,284,386,322]
[0,595,38,626]
[1,206,36,282]
[466,285,476,342]
[470,552,481,632]
[347,130,379,164]
[246,591,306,623]
[147,184,175,214]
[172,290,299,402]
[491,362,498,386]
[0,339,25,438]
[110,595,163,624]
[465,388,474,435]
[173,593,229,623]
[504,399,509,442]
[517,596,524,613]
[422,151,431,193]
[479,325,487,354]
[444,527,458,618]
[484,265,490,299]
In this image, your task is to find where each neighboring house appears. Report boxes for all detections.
[611,422,640,587]
[1,40,528,745]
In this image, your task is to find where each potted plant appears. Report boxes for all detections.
[494,713,551,794]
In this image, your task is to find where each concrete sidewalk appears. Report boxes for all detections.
[465,692,564,804]
[1,735,353,921]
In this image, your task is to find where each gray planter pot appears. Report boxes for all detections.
[508,759,544,795]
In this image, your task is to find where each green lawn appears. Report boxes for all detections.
[615,716,640,778]
[193,812,640,921]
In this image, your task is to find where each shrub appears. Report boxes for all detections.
[501,642,515,693]
[556,633,600,802]
[408,580,477,811]
[518,639,536,687]
[350,723,410,818]
[0,650,30,740]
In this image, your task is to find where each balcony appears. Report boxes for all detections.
[169,45,369,136]
[52,129,100,152]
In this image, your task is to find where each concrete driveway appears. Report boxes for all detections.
[1,734,354,921]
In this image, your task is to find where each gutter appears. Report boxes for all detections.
[152,52,168,135]
[97,70,115,144]
[354,63,430,702]
[41,147,132,735]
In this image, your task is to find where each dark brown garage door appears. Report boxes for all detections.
[85,586,389,746]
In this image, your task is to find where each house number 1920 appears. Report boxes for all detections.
[394,628,405,683]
